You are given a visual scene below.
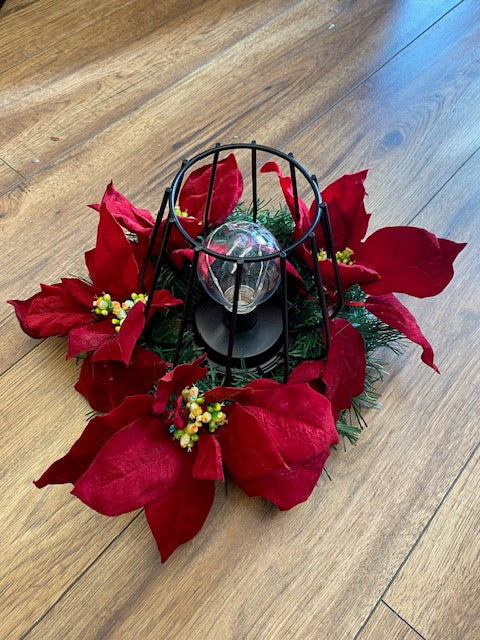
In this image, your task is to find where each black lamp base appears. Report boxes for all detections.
[194,297,284,370]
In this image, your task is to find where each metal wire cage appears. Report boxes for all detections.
[141,142,343,384]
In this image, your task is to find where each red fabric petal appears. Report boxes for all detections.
[357,227,466,298]
[260,161,311,235]
[217,403,287,479]
[288,319,366,419]
[67,319,115,359]
[149,288,183,313]
[192,436,224,481]
[318,256,380,291]
[91,300,145,364]
[72,416,183,516]
[179,153,243,227]
[145,471,215,562]
[234,449,331,510]
[34,395,155,487]
[90,182,154,244]
[366,293,439,372]
[75,347,169,412]
[153,355,208,414]
[90,208,140,298]
[169,248,194,269]
[320,170,370,252]
[8,282,93,338]
[322,319,366,419]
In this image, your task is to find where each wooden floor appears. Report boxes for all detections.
[1,0,479,638]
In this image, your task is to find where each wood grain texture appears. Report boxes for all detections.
[0,0,470,375]
[0,0,478,638]
[0,0,297,177]
[384,447,480,640]
[357,603,424,640]
[16,148,480,640]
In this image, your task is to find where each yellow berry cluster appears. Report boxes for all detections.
[170,386,227,451]
[318,247,354,265]
[92,292,147,333]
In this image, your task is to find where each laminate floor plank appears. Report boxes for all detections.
[0,0,475,375]
[384,448,480,640]
[0,339,134,640]
[14,139,480,640]
[0,0,297,176]
[356,603,424,640]
[0,0,137,72]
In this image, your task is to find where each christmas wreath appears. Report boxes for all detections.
[8,144,465,561]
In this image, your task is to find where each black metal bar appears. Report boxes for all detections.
[203,143,221,237]
[139,188,170,292]
[312,176,344,318]
[288,153,300,223]
[224,258,244,385]
[251,140,258,223]
[280,252,290,382]
[143,214,174,322]
[308,233,331,358]
[173,247,200,365]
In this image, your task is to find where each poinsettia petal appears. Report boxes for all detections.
[90,208,140,298]
[192,436,224,481]
[260,161,311,235]
[357,227,466,298]
[153,355,208,414]
[179,153,243,227]
[237,383,337,464]
[91,300,145,364]
[149,288,183,311]
[234,449,331,510]
[72,416,182,516]
[67,320,114,359]
[8,282,93,338]
[61,277,99,307]
[365,293,439,372]
[322,318,366,418]
[318,257,380,291]
[320,170,370,251]
[34,395,155,487]
[75,347,169,412]
[217,403,287,479]
[145,471,215,562]
[90,182,155,242]
[169,248,195,269]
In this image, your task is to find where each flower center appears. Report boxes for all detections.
[91,292,147,333]
[318,247,354,265]
[169,385,227,451]
[174,204,189,218]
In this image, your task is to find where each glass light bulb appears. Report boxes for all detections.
[197,221,281,314]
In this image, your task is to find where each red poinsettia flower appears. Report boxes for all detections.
[262,162,465,370]
[91,153,244,254]
[202,377,338,510]
[8,209,182,365]
[35,355,338,559]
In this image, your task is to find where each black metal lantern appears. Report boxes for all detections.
[141,142,343,384]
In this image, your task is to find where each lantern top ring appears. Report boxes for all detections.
[168,142,324,263]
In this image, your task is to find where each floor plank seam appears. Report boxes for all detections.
[381,600,426,639]
[19,510,144,640]
[352,439,480,640]
[279,0,465,171]
[0,0,458,198]
[406,146,480,229]
[0,156,25,180]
